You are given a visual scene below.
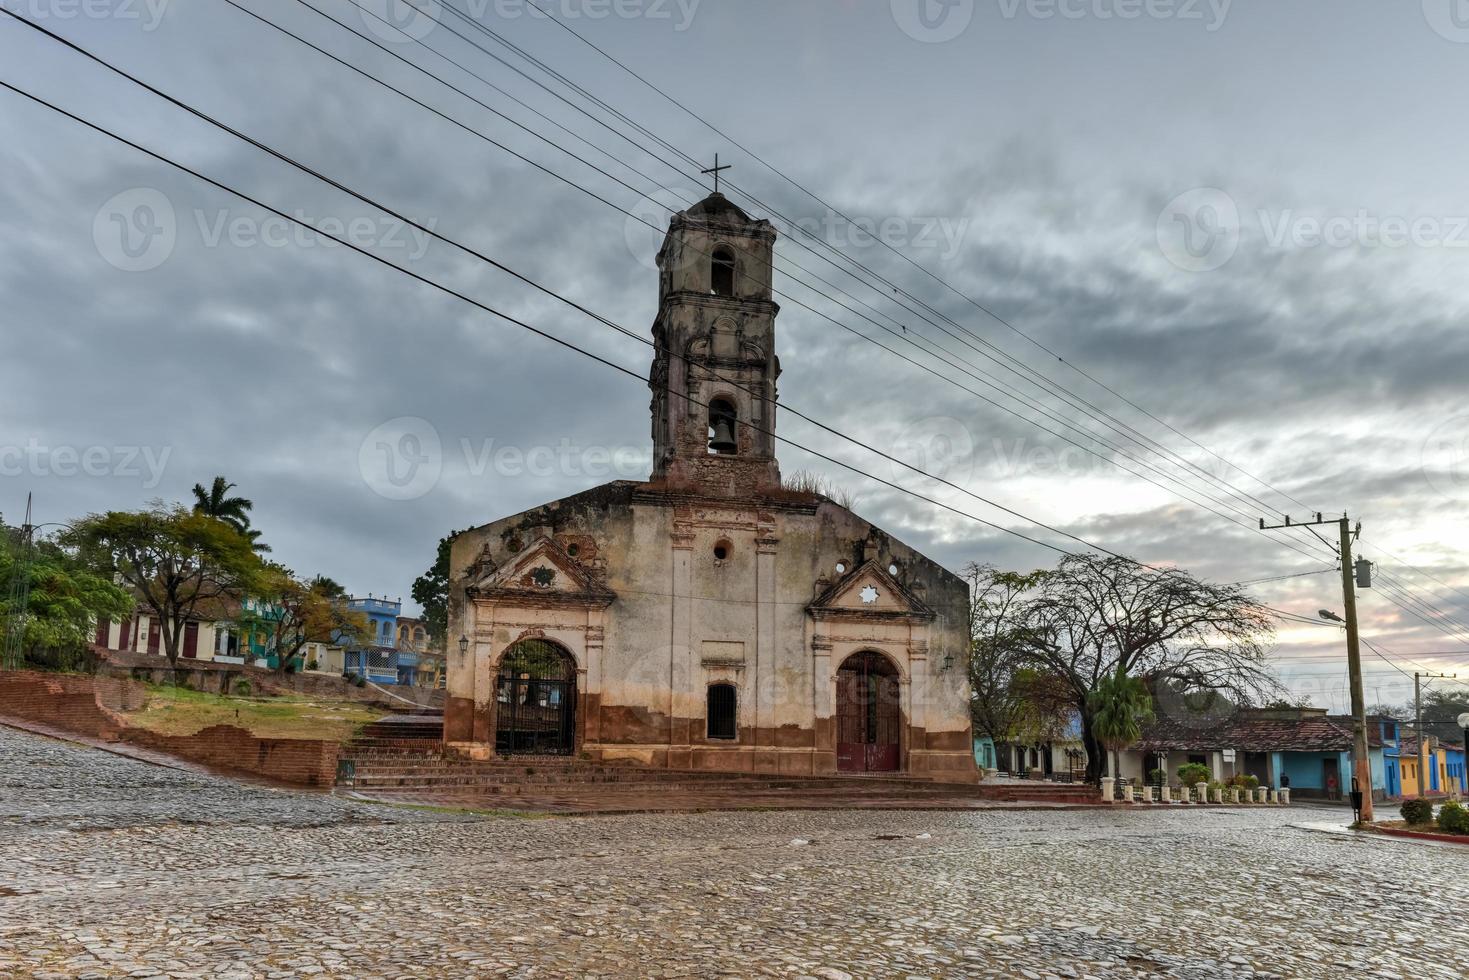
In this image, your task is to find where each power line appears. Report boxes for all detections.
[338,0,1285,529]
[195,0,1336,569]
[0,75,1134,563]
[507,0,1319,518]
[368,0,1305,530]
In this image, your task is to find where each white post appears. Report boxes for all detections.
[1099,777,1114,803]
[1123,783,1135,803]
[1160,785,1172,803]
[1279,788,1291,805]
[1228,788,1240,804]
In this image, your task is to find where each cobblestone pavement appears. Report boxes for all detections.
[3,727,1468,979]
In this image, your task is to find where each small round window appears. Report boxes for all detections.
[888,563,898,576]
[835,561,847,574]
[713,540,731,562]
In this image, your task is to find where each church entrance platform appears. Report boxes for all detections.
[334,748,1103,814]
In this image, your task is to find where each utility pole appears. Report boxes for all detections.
[1415,671,1455,797]
[1260,512,1374,822]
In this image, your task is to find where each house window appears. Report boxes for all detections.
[711,246,735,297]
[707,683,737,740]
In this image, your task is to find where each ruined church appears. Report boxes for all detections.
[444,191,975,779]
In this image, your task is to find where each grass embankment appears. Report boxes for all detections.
[124,684,381,742]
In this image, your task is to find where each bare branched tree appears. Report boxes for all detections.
[974,553,1279,782]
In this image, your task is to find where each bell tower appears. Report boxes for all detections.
[649,191,781,496]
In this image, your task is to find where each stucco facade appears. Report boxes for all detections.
[444,192,974,780]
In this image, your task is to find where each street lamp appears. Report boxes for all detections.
[1318,609,1344,623]
[458,634,469,657]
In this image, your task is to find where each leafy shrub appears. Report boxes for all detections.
[1149,768,1167,786]
[306,660,319,672]
[352,674,366,688]
[232,679,251,696]
[1177,763,1211,787]
[1243,775,1260,790]
[1436,800,1469,834]
[1401,798,1434,825]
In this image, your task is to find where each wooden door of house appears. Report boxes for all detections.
[147,619,161,655]
[1322,757,1341,800]
[183,622,199,659]
[836,652,900,773]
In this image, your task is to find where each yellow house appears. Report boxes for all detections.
[1401,736,1456,798]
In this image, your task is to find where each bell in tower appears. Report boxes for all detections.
[647,189,782,497]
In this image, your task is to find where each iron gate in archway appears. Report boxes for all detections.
[495,639,577,756]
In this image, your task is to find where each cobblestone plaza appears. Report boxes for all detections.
[3,727,1467,979]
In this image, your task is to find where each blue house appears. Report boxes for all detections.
[1130,707,1398,801]
[343,595,403,685]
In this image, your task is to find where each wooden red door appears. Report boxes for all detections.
[836,652,901,773]
[183,622,199,659]
[147,619,161,655]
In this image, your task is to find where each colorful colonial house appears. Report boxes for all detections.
[1122,707,1400,800]
[342,595,402,685]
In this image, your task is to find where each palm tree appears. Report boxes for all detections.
[1088,666,1155,785]
[192,476,253,531]
[192,476,270,553]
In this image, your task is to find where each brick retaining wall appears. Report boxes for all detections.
[0,670,339,787]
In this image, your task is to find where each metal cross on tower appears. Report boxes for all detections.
[701,153,732,193]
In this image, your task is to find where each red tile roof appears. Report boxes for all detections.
[1135,710,1369,753]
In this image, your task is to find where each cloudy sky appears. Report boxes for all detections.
[3,0,1468,710]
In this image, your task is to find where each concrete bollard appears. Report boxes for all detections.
[1228,788,1240,804]
[1280,788,1290,805]
[1256,787,1268,803]
[1099,778,1115,803]
[1268,789,1279,804]
[1210,786,1223,804]
[1123,784,1135,803]
[1160,785,1172,803]
[1141,785,1154,803]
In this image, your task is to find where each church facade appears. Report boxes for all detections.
[444,192,975,780]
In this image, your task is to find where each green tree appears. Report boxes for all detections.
[964,564,1075,759]
[1088,666,1155,784]
[973,553,1277,783]
[309,575,347,600]
[412,530,462,650]
[0,530,133,668]
[255,565,369,674]
[192,476,270,553]
[64,505,264,673]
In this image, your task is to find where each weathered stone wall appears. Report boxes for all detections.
[0,670,340,787]
[446,483,975,780]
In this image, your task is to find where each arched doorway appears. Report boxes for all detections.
[836,651,901,772]
[495,639,577,756]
